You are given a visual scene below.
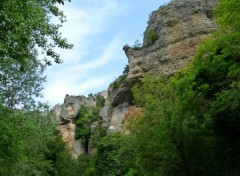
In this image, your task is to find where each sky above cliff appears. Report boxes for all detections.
[43,0,171,106]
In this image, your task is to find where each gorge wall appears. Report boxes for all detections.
[54,0,218,158]
[112,0,217,106]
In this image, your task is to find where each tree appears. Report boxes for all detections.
[0,0,73,109]
[0,105,80,175]
[131,0,240,175]
[75,105,100,153]
[132,75,198,176]
[0,0,73,67]
[96,94,105,108]
[95,133,136,176]
[0,54,46,109]
[214,0,240,33]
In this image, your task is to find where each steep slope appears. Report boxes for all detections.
[108,0,218,133]
[54,0,218,158]
[54,92,106,158]
[111,0,218,107]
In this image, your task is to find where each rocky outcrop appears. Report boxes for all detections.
[99,106,111,127]
[57,123,82,158]
[54,0,219,157]
[59,94,95,124]
[108,102,129,132]
[54,94,96,158]
[111,0,218,107]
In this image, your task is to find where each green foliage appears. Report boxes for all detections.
[95,133,136,176]
[80,1,240,175]
[132,40,142,50]
[0,0,73,67]
[158,5,166,15]
[0,106,78,175]
[76,154,96,176]
[1,0,240,175]
[96,94,106,108]
[0,0,81,175]
[146,29,158,46]
[90,125,107,148]
[130,0,240,175]
[75,105,100,152]
[45,136,79,176]
[133,75,194,176]
[214,0,240,33]
[0,0,73,109]
[0,56,46,109]
[110,75,127,90]
[109,65,129,90]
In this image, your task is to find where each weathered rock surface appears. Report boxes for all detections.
[57,123,83,158]
[52,104,62,122]
[59,94,95,124]
[54,0,220,156]
[99,106,111,127]
[55,95,90,158]
[108,102,129,132]
[111,0,218,107]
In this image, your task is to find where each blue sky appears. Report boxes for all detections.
[43,0,171,106]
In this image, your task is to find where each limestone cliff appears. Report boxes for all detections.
[55,0,218,158]
[54,93,105,158]
[111,0,217,107]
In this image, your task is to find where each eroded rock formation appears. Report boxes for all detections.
[54,0,219,158]
[111,0,218,108]
[53,95,95,158]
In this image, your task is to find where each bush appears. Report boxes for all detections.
[96,94,105,108]
[109,75,126,90]
[146,29,158,46]
[0,106,78,175]
[76,154,96,176]
[132,40,142,50]
[95,133,137,176]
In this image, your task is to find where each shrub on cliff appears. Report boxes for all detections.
[145,29,159,47]
[109,65,129,90]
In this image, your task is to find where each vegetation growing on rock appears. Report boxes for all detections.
[1,0,240,175]
[109,65,129,90]
[75,0,240,175]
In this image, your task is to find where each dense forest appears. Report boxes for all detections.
[0,0,240,175]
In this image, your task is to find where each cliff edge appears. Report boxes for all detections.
[111,0,218,107]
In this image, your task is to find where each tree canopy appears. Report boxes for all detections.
[0,0,73,67]
[0,0,81,175]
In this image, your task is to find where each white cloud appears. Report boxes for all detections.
[51,0,124,65]
[41,0,126,106]
[43,75,111,105]
[71,36,122,72]
[43,35,123,106]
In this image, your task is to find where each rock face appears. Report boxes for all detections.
[54,0,219,157]
[59,94,95,124]
[55,94,96,158]
[108,102,129,132]
[54,92,110,158]
[111,0,218,107]
[57,123,82,158]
